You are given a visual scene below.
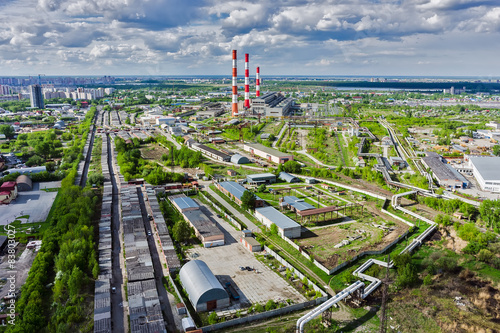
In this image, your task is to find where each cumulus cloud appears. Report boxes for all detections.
[0,0,496,75]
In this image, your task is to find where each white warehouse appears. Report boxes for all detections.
[467,156,500,192]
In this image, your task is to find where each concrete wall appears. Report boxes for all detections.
[200,298,327,332]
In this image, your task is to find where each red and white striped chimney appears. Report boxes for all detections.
[244,53,250,108]
[232,50,238,116]
[256,66,260,97]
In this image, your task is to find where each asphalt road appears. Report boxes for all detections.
[80,109,99,187]
[136,187,176,332]
[107,134,126,333]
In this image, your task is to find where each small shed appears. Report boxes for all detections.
[227,169,237,177]
[240,237,262,252]
[16,175,33,192]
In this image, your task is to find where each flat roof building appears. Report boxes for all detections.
[422,152,469,189]
[192,143,231,162]
[255,206,302,239]
[179,260,230,312]
[246,173,276,185]
[467,156,500,192]
[244,143,293,164]
[169,194,224,247]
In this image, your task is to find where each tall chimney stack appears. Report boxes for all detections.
[232,50,238,117]
[256,66,260,97]
[244,53,250,108]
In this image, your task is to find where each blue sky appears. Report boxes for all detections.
[0,0,499,77]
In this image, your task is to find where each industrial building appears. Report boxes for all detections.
[244,143,294,164]
[192,143,231,162]
[179,260,230,312]
[421,152,469,189]
[251,92,294,117]
[230,154,250,164]
[280,196,315,213]
[16,174,32,191]
[217,181,264,207]
[170,194,224,247]
[278,172,300,183]
[246,173,276,185]
[254,206,302,239]
[467,156,500,192]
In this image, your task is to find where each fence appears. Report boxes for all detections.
[200,298,325,332]
[264,246,328,297]
[198,191,243,230]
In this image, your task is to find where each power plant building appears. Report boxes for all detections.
[252,92,293,117]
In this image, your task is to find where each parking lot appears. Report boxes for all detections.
[186,203,306,312]
[0,182,59,225]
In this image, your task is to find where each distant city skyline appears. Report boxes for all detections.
[1,0,500,77]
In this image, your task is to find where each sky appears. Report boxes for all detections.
[0,0,499,77]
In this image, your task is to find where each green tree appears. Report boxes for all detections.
[396,263,418,288]
[208,312,218,324]
[87,173,105,186]
[0,124,15,139]
[478,249,493,262]
[68,266,84,299]
[257,184,267,193]
[173,219,192,243]
[241,190,256,211]
[26,155,45,167]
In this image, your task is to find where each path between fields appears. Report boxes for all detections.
[263,234,335,296]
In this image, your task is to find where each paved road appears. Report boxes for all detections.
[136,187,176,332]
[107,135,127,333]
[273,122,288,148]
[204,184,259,232]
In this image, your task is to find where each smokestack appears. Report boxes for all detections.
[244,53,250,108]
[256,66,260,97]
[232,50,238,116]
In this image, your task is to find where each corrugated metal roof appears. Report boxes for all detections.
[283,196,315,212]
[179,260,228,308]
[278,172,299,183]
[255,206,301,230]
[172,196,199,210]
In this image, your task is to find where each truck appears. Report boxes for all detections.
[224,282,240,300]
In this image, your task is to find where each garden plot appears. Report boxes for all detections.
[296,219,409,270]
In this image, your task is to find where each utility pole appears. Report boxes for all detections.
[379,254,390,333]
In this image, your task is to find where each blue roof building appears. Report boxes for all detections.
[255,206,302,239]
[281,196,315,212]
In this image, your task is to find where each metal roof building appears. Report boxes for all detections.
[246,173,276,185]
[179,260,230,312]
[16,174,32,192]
[217,181,264,207]
[230,154,250,164]
[278,172,300,183]
[281,196,315,212]
[467,156,500,192]
[255,206,302,239]
[243,143,294,164]
[170,195,199,213]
